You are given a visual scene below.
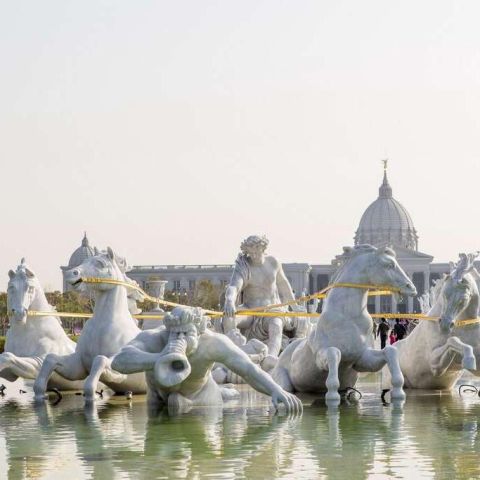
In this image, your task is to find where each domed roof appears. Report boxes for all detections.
[354,170,419,251]
[68,232,95,267]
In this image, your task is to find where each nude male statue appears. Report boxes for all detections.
[111,307,302,414]
[223,235,307,359]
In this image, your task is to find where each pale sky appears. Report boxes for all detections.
[1,0,480,290]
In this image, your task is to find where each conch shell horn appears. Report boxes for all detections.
[154,335,191,387]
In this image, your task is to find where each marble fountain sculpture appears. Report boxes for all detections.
[212,330,268,384]
[34,247,146,401]
[222,235,310,366]
[271,245,417,404]
[0,259,83,390]
[383,252,480,390]
[111,306,303,414]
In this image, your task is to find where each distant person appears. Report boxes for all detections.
[393,319,407,341]
[377,318,390,349]
[389,331,397,345]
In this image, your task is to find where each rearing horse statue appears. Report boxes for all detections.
[272,245,417,403]
[384,252,479,390]
[33,247,146,401]
[1,259,83,390]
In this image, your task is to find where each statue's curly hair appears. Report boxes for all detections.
[164,307,208,334]
[240,235,269,254]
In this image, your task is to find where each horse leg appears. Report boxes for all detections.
[430,337,476,377]
[271,339,303,393]
[354,346,405,400]
[271,365,294,392]
[316,347,341,402]
[33,353,86,401]
[84,355,127,400]
[0,352,42,381]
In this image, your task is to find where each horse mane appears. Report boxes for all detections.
[450,252,479,282]
[431,276,446,303]
[418,276,446,313]
[329,245,380,285]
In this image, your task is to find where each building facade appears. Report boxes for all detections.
[62,168,457,314]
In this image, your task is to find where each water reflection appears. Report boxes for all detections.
[1,380,480,479]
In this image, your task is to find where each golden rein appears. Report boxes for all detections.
[26,277,480,327]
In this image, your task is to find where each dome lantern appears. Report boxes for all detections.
[67,232,95,268]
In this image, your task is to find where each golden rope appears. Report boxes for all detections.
[26,277,480,328]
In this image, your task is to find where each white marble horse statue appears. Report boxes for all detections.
[90,246,145,318]
[384,252,480,390]
[34,247,146,401]
[1,259,83,390]
[272,245,417,403]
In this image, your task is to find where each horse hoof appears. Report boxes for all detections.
[325,391,341,403]
[390,388,406,401]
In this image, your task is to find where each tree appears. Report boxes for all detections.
[44,290,94,334]
[191,280,222,311]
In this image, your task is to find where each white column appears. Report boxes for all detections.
[375,296,380,314]
[408,296,414,313]
[424,270,430,293]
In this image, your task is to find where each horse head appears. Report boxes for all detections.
[438,252,480,333]
[65,247,126,293]
[7,258,41,324]
[336,245,416,297]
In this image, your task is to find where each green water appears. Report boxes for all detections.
[1,375,480,479]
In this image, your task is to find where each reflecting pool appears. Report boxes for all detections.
[1,374,480,479]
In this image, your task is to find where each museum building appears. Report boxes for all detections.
[62,169,453,314]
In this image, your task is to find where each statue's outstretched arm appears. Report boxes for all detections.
[112,334,166,374]
[225,273,243,307]
[224,272,244,329]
